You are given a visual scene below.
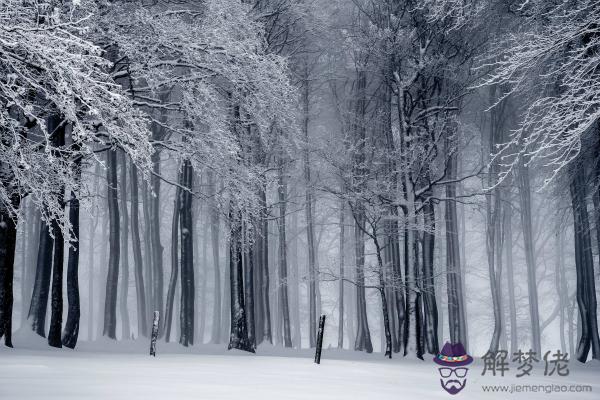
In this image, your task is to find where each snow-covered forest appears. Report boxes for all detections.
[1,0,600,398]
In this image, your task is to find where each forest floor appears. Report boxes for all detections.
[1,335,599,399]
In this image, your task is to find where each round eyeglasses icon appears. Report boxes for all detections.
[438,367,468,378]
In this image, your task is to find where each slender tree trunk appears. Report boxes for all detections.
[150,153,163,334]
[62,148,82,348]
[555,223,567,353]
[372,234,392,358]
[104,148,120,339]
[290,200,301,348]
[164,176,181,342]
[504,194,518,354]
[421,199,439,355]
[118,151,130,340]
[258,187,272,344]
[197,192,208,344]
[244,227,256,349]
[301,72,319,348]
[208,171,222,344]
[338,198,345,349]
[0,197,20,347]
[517,160,541,355]
[141,180,154,321]
[28,218,53,337]
[48,202,64,348]
[130,162,147,337]
[179,159,194,346]
[277,158,292,348]
[444,138,468,349]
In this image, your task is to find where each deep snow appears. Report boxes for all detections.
[1,336,599,399]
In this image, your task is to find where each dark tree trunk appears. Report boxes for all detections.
[130,162,148,337]
[48,207,64,348]
[47,119,66,348]
[444,139,468,349]
[179,159,194,346]
[28,218,53,337]
[352,70,373,354]
[104,148,120,339]
[227,212,254,353]
[62,147,82,348]
[118,150,130,340]
[570,167,600,361]
[244,229,256,349]
[421,199,439,355]
[0,199,19,347]
[353,209,373,353]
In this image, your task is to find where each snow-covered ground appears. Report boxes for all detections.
[1,337,599,399]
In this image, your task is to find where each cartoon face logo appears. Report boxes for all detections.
[434,342,473,395]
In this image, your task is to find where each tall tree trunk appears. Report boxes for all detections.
[372,233,392,358]
[47,117,66,348]
[244,227,256,349]
[104,148,120,339]
[150,163,163,335]
[444,139,468,349]
[570,167,600,361]
[118,151,130,340]
[421,199,439,355]
[290,199,301,348]
[0,197,20,347]
[504,194,518,354]
[164,176,181,342]
[48,203,64,348]
[208,171,222,344]
[28,218,53,337]
[62,146,82,348]
[277,158,292,348]
[517,160,541,355]
[130,161,147,338]
[338,198,345,349]
[302,70,319,348]
[197,191,208,344]
[87,172,99,341]
[555,222,568,353]
[258,187,272,344]
[227,211,254,352]
[141,179,154,321]
[179,159,194,346]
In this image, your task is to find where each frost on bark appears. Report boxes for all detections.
[227,212,254,353]
[150,311,160,356]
